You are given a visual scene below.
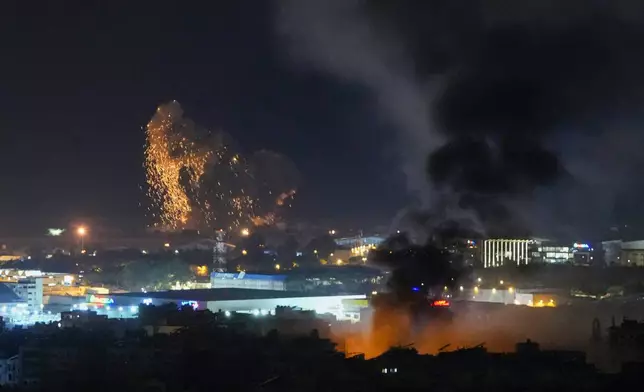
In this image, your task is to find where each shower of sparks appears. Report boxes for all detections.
[145,101,211,230]
[144,101,299,232]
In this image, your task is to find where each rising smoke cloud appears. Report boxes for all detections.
[277,0,644,239]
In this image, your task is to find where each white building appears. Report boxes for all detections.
[211,272,287,291]
[6,278,43,311]
[483,239,533,268]
[86,289,367,322]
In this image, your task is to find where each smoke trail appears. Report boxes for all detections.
[278,0,644,239]
[276,0,442,205]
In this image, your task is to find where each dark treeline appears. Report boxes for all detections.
[2,312,639,392]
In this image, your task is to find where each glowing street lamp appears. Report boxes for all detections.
[77,226,87,253]
[240,228,250,237]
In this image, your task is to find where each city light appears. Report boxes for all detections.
[47,228,65,236]
[224,311,231,317]
[164,242,170,247]
[508,287,514,293]
[336,259,343,265]
[500,280,504,285]
[77,226,87,253]
[240,228,250,237]
[241,249,248,256]
[329,229,336,235]
[274,264,280,271]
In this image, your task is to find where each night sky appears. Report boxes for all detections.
[5,1,644,240]
[0,1,408,235]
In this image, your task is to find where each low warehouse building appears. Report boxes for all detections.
[84,289,367,321]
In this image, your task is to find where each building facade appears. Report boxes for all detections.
[211,272,288,291]
[483,239,533,268]
[601,240,644,266]
[6,278,43,311]
[0,354,19,386]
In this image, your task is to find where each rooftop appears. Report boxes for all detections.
[109,288,364,302]
[0,284,24,303]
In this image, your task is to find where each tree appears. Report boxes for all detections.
[119,259,193,291]
[278,235,299,262]
[305,235,336,259]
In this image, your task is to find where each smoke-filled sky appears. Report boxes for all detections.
[279,0,644,240]
[2,1,644,239]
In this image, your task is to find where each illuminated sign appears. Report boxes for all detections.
[573,243,590,249]
[431,300,450,307]
[180,301,199,310]
[88,294,114,305]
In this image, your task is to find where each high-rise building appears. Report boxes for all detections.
[483,239,533,268]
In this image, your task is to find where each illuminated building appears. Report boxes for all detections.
[350,244,377,257]
[334,236,384,248]
[211,272,288,291]
[83,289,366,322]
[483,239,533,268]
[461,288,559,307]
[534,245,573,264]
[5,278,43,311]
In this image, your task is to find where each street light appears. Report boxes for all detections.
[240,228,250,237]
[77,226,87,253]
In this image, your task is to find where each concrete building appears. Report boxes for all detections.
[483,239,533,268]
[533,244,573,264]
[211,272,288,291]
[461,288,560,307]
[334,236,384,248]
[601,240,644,266]
[0,354,19,386]
[84,289,367,321]
[5,278,43,311]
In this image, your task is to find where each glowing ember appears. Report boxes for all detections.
[144,101,299,231]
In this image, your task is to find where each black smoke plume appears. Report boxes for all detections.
[278,0,644,240]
